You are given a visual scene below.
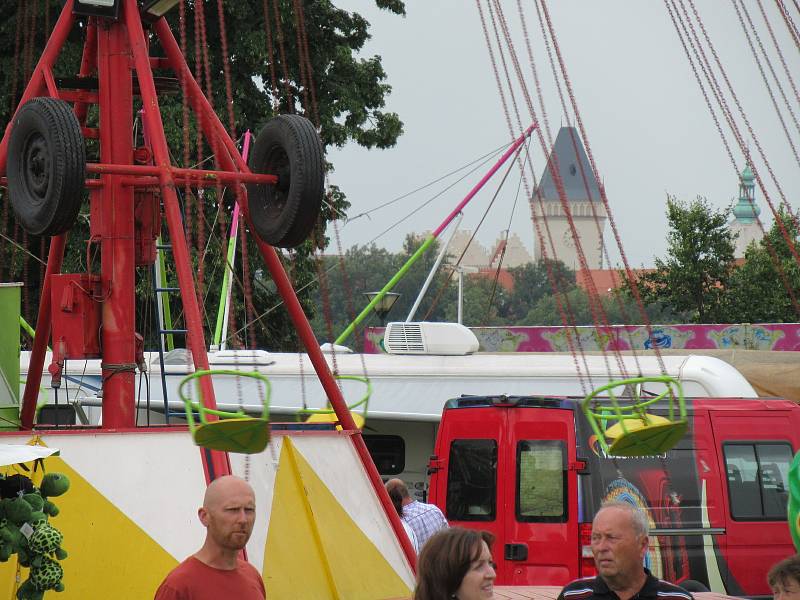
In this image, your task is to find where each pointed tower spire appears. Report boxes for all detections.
[730,163,763,257]
[531,127,606,269]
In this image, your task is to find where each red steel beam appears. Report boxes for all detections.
[20,235,68,429]
[124,0,230,481]
[85,162,277,185]
[96,13,136,429]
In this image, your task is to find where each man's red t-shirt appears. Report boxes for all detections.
[154,556,266,600]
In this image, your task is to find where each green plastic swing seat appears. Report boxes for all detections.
[179,369,272,455]
[194,418,271,454]
[581,375,688,458]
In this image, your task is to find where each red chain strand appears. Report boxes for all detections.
[23,0,39,82]
[545,0,720,376]
[683,0,800,264]
[294,0,320,123]
[1,5,26,283]
[475,0,592,393]
[290,0,311,113]
[179,1,194,258]
[262,0,281,112]
[774,0,800,51]
[495,0,624,358]
[521,0,638,355]
[271,0,295,112]
[666,0,800,316]
[733,0,800,168]
[238,216,258,350]
[520,1,630,380]
[515,0,553,148]
[755,0,800,108]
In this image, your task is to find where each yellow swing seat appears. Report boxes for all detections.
[298,375,371,431]
[179,369,272,455]
[607,417,688,457]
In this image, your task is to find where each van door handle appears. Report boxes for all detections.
[504,543,528,561]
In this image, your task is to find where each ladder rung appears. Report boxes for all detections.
[160,328,187,335]
[155,287,180,293]
[156,244,172,250]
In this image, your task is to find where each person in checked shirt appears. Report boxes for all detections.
[385,478,448,550]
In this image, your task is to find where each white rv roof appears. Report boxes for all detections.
[21,350,758,422]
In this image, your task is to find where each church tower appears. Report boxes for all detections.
[730,164,762,257]
[531,126,606,269]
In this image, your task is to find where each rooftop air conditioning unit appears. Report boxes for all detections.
[383,322,480,355]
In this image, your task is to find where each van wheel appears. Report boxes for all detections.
[246,114,324,248]
[7,97,86,236]
[679,580,710,592]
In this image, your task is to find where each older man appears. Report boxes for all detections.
[557,501,693,600]
[385,478,447,549]
[155,475,266,600]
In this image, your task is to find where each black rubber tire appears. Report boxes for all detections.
[246,114,324,248]
[7,97,86,236]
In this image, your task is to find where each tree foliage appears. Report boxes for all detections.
[725,208,800,323]
[631,196,736,323]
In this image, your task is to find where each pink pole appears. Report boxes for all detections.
[432,124,535,237]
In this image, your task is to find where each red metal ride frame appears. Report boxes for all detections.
[0,0,416,567]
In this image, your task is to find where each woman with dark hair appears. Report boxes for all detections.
[768,555,800,600]
[414,527,496,600]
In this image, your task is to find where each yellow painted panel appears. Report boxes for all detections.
[0,556,19,598]
[1,456,179,599]
[264,438,411,600]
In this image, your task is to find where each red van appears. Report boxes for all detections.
[427,394,800,596]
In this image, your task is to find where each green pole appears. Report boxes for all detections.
[18,316,35,340]
[334,235,437,346]
[157,237,176,352]
[213,233,238,347]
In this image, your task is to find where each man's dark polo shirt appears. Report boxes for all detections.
[557,569,694,600]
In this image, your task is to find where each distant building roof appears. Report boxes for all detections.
[575,268,653,296]
[535,126,602,202]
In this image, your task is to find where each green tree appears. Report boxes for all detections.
[442,274,507,326]
[632,196,736,323]
[0,1,406,351]
[502,259,574,323]
[725,208,800,322]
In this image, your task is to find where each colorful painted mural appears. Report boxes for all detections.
[363,323,800,353]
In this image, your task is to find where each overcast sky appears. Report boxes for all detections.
[327,1,799,268]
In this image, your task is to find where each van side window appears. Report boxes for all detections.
[723,442,793,520]
[517,440,567,522]
[446,439,497,521]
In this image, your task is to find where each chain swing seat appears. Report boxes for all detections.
[581,376,688,457]
[298,375,372,430]
[179,369,271,454]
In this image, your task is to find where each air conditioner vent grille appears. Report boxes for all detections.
[385,323,425,353]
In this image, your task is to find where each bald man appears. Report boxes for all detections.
[154,475,266,600]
